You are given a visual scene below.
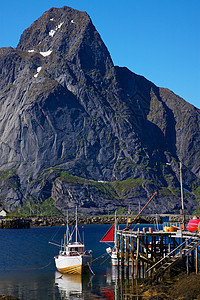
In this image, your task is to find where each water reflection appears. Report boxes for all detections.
[0,271,60,300]
[0,267,146,300]
[54,269,142,300]
[101,266,144,300]
[55,272,92,299]
[55,272,82,298]
[106,265,146,282]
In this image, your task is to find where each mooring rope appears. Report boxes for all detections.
[91,252,108,264]
[17,258,54,271]
[87,262,95,276]
[37,258,54,270]
[100,254,110,266]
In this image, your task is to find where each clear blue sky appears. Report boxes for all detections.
[1,0,199,108]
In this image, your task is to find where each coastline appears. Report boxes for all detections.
[0,214,193,229]
[138,272,200,299]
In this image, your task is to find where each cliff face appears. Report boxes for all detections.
[0,6,200,214]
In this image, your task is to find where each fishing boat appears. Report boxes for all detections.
[101,222,144,266]
[100,214,133,266]
[53,208,92,274]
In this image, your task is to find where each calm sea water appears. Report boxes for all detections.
[0,223,159,299]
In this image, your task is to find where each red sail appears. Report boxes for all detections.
[100,223,115,242]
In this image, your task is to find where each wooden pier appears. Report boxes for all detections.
[115,226,200,279]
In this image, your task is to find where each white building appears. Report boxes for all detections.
[0,209,8,217]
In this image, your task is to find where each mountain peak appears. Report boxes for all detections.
[16,6,113,76]
[17,6,90,52]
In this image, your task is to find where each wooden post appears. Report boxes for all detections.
[165,235,167,256]
[173,237,176,256]
[125,236,129,267]
[196,246,198,274]
[131,237,135,277]
[121,234,125,270]
[135,228,140,278]
[116,234,120,267]
[160,236,163,258]
[187,255,189,275]
[145,234,149,277]
[120,273,124,300]
[125,236,129,279]
[152,235,156,277]
[192,247,195,272]
[141,236,145,278]
[186,240,189,275]
[168,235,171,254]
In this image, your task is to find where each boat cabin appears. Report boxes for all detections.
[60,242,85,256]
[68,243,85,253]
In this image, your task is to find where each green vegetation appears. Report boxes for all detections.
[116,206,128,215]
[59,171,118,199]
[159,187,180,198]
[193,207,200,216]
[112,177,144,197]
[192,186,200,215]
[10,197,61,217]
[0,169,17,180]
[90,181,118,199]
[193,186,200,199]
[59,171,86,184]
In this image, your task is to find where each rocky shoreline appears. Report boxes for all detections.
[0,296,19,300]
[0,214,193,229]
[28,214,194,227]
[138,272,200,299]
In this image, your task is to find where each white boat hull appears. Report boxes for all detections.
[111,251,144,267]
[55,254,92,274]
[111,254,133,266]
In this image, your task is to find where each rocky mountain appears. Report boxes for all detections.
[0,6,200,215]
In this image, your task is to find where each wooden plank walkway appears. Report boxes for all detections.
[115,228,200,279]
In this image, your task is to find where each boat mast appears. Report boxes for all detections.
[76,206,78,243]
[66,210,69,244]
[114,211,117,246]
[180,162,185,229]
